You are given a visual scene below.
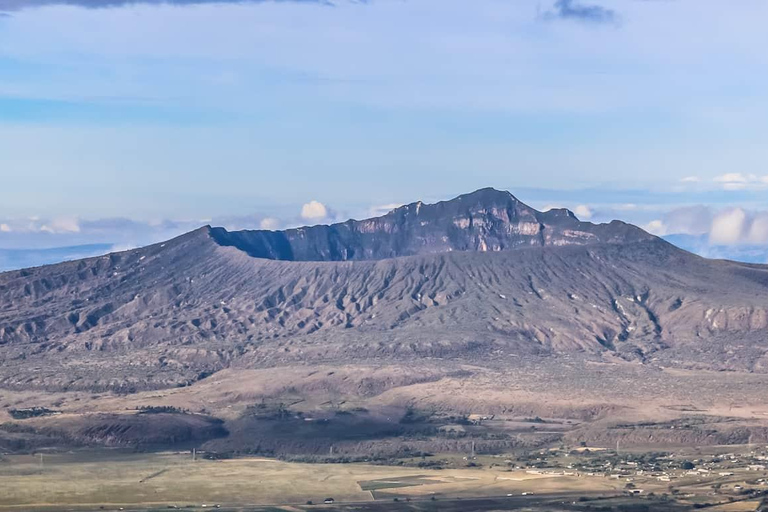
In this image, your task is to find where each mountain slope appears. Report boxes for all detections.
[1,189,768,392]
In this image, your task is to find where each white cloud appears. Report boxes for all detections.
[300,200,329,221]
[0,210,291,250]
[39,217,81,234]
[663,205,713,236]
[644,205,768,247]
[713,173,768,191]
[714,173,750,190]
[680,176,701,183]
[369,203,402,217]
[573,205,593,220]
[0,215,199,249]
[709,208,748,245]
[644,220,666,236]
[259,217,280,230]
[642,206,712,237]
[109,243,138,253]
[747,213,768,244]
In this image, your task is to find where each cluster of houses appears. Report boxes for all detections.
[508,445,768,497]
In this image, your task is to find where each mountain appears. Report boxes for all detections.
[1,188,768,394]
[210,187,654,261]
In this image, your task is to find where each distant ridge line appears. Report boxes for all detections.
[208,187,656,262]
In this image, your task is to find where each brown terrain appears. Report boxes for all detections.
[2,188,768,457]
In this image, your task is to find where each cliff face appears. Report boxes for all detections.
[209,188,655,261]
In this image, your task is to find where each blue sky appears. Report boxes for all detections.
[1,0,767,261]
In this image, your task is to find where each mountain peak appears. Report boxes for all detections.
[210,188,656,262]
[542,207,578,219]
[385,188,516,216]
[454,187,518,202]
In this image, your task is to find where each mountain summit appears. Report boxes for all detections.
[210,188,654,261]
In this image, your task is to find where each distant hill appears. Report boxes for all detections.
[1,189,768,393]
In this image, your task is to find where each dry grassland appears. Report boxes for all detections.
[0,452,625,510]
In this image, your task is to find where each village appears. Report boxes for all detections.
[479,443,768,508]
[5,441,768,511]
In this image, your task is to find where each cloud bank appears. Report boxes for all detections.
[0,199,341,250]
[0,0,328,11]
[646,206,768,247]
[713,173,768,191]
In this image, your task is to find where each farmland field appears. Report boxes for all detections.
[2,448,768,511]
[0,451,625,511]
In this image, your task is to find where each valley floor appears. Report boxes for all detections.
[4,360,768,511]
[1,449,767,511]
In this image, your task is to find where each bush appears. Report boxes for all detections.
[9,407,58,419]
[136,405,188,415]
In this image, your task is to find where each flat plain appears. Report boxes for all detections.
[0,451,620,510]
[3,447,768,511]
